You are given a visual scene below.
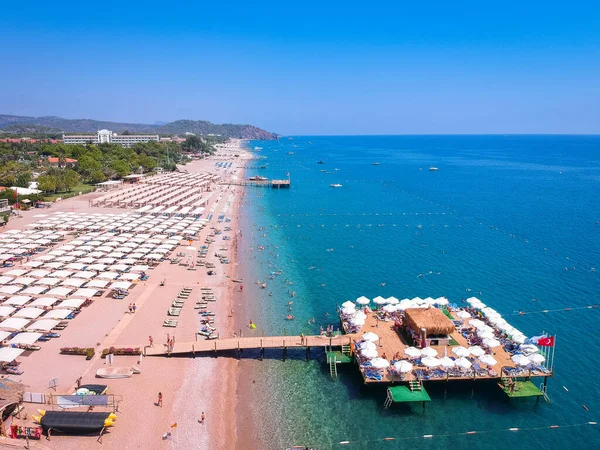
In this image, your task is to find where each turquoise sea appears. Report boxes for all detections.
[235,136,600,450]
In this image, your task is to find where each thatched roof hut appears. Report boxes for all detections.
[404,308,454,336]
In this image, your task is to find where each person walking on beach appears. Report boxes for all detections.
[128,303,132,313]
[133,303,137,313]
[157,392,163,407]
[200,412,205,424]
[149,336,153,347]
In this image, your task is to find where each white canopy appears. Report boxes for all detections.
[85,279,109,288]
[0,276,14,285]
[452,346,471,358]
[96,272,119,280]
[0,347,24,362]
[8,332,42,346]
[468,346,486,357]
[372,296,387,305]
[26,319,60,332]
[70,288,98,298]
[0,285,22,294]
[43,309,72,320]
[479,355,498,366]
[455,357,472,370]
[0,317,30,330]
[36,277,60,286]
[111,281,132,290]
[30,297,60,307]
[56,298,85,309]
[119,273,140,281]
[341,301,356,309]
[359,341,377,352]
[0,331,11,341]
[456,310,471,319]
[439,356,455,368]
[4,296,32,306]
[61,278,87,288]
[14,307,45,319]
[0,306,16,318]
[46,287,73,297]
[21,286,48,295]
[511,354,531,366]
[421,356,440,368]
[361,348,378,359]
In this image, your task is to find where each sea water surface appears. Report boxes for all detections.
[235,136,600,450]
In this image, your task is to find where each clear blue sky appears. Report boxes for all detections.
[1,0,599,135]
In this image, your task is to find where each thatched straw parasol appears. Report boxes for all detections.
[404,307,454,336]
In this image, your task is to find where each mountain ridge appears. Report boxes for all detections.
[0,114,278,140]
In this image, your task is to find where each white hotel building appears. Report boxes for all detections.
[62,129,160,147]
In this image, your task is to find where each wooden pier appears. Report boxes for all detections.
[144,333,354,358]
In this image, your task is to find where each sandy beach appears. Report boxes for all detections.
[0,140,253,449]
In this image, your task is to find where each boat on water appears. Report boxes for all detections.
[308,141,312,144]
[248,176,268,181]
[372,162,381,165]
[320,170,327,172]
[288,152,295,155]
[293,145,298,148]
[429,166,439,171]
[317,160,324,164]
[334,168,340,171]
[330,183,342,188]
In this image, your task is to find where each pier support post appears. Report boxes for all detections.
[306,346,310,361]
[237,342,240,360]
[260,339,263,361]
[283,339,286,361]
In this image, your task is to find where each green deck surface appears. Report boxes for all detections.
[327,351,353,364]
[501,381,545,398]
[388,385,431,403]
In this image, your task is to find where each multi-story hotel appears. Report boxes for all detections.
[62,129,159,147]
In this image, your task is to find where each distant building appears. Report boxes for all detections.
[62,129,159,147]
[44,157,78,167]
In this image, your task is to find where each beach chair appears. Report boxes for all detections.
[167,308,181,316]
[163,319,178,327]
[5,366,23,375]
[473,363,488,377]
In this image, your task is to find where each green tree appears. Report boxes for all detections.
[76,155,102,181]
[111,160,131,178]
[90,170,107,184]
[138,153,157,171]
[14,172,32,188]
[37,175,57,192]
[63,169,79,191]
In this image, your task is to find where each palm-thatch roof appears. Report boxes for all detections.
[404,308,454,336]
[0,378,24,412]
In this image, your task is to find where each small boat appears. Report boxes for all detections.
[429,166,439,171]
[317,160,324,164]
[320,169,327,172]
[334,168,340,171]
[254,146,263,150]
[372,162,380,165]
[330,183,342,188]
[288,152,295,155]
[248,176,268,181]
[308,141,312,144]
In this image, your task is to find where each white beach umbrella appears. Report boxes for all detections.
[469,319,485,328]
[421,357,440,368]
[354,311,367,320]
[468,346,485,357]
[456,310,471,319]
[382,304,396,313]
[482,338,501,348]
[512,334,526,344]
[511,354,531,366]
[372,296,387,305]
[387,297,399,305]
[356,296,370,305]
[341,301,356,309]
[349,317,365,326]
[358,341,377,351]
[479,355,498,366]
[394,360,413,373]
[478,330,495,340]
[455,357,472,370]
[435,297,449,306]
[404,347,421,358]
[362,332,379,342]
[478,325,495,334]
[452,346,470,358]
[361,348,378,359]
[341,306,356,316]
[519,344,539,355]
[370,357,390,369]
[420,347,438,358]
[529,353,546,364]
[439,356,455,369]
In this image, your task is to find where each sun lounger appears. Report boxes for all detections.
[168,308,181,316]
[205,334,218,340]
[5,366,24,375]
[163,319,178,327]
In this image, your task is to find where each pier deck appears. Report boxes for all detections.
[144,334,354,356]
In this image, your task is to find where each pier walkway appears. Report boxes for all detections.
[144,333,355,356]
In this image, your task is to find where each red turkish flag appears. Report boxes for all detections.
[537,336,555,347]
